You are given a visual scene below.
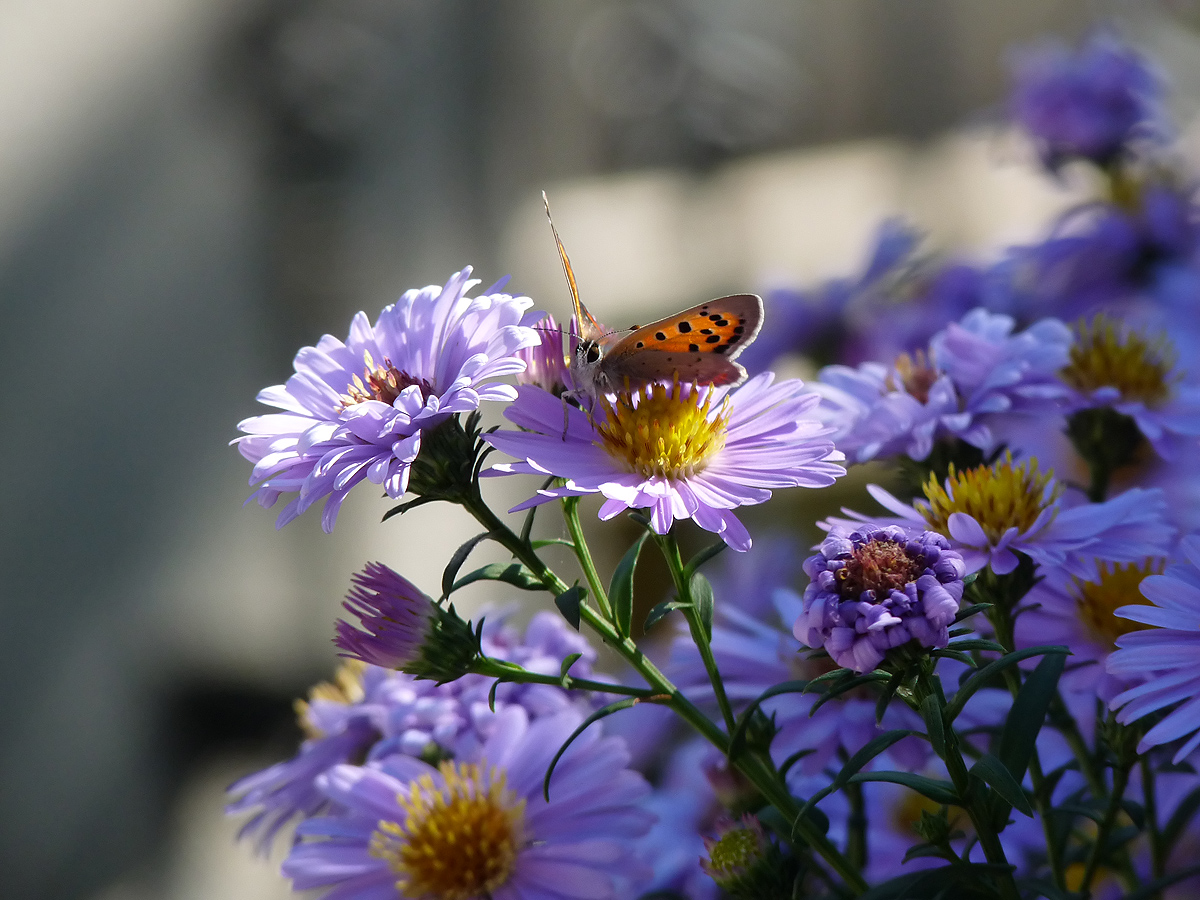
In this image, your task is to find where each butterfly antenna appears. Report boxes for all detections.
[542,191,592,330]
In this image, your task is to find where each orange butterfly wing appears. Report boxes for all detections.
[605,294,762,359]
[599,294,764,388]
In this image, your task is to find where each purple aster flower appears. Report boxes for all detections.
[1015,558,1169,705]
[235,267,541,532]
[282,706,654,900]
[482,374,845,551]
[335,561,480,681]
[815,309,1072,464]
[836,455,1175,577]
[1010,32,1163,169]
[1109,535,1200,761]
[793,526,964,673]
[1060,314,1200,459]
[227,612,597,852]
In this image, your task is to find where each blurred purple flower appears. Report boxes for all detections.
[1010,32,1163,169]
[793,526,964,673]
[235,267,541,531]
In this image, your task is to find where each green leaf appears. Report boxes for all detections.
[809,671,893,715]
[944,645,1069,723]
[643,599,692,632]
[921,694,947,757]
[875,671,904,725]
[543,698,640,800]
[558,652,583,684]
[609,532,648,638]
[554,585,586,630]
[947,638,1006,654]
[952,602,992,624]
[998,651,1065,785]
[796,731,919,824]
[690,571,714,642]
[530,538,575,550]
[971,752,1033,817]
[728,680,810,758]
[684,541,727,579]
[441,531,492,599]
[450,562,542,595]
[846,771,960,806]
[382,496,437,521]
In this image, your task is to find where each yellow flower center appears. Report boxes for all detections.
[707,826,761,876]
[1073,559,1164,647]
[888,350,940,404]
[369,761,525,900]
[295,660,367,740]
[341,351,434,409]
[1061,314,1177,407]
[920,454,1061,544]
[595,382,730,480]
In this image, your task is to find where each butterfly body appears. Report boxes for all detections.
[543,193,763,401]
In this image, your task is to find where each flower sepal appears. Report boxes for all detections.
[385,412,490,517]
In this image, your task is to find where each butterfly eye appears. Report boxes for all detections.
[584,343,601,364]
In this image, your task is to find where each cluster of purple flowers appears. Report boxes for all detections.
[223,28,1200,900]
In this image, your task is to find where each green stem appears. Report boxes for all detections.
[845,771,868,871]
[655,531,738,735]
[914,664,1020,900]
[1079,759,1133,898]
[474,658,657,698]
[560,497,613,620]
[989,603,1067,891]
[458,490,868,893]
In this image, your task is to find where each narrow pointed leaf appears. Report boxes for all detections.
[643,599,691,632]
[971,752,1033,816]
[554,585,585,630]
[543,698,639,800]
[450,562,542,595]
[684,541,727,578]
[690,571,714,642]
[609,532,648,638]
[441,531,492,599]
[944,645,1069,723]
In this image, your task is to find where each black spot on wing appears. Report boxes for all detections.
[733,326,745,334]
[709,313,722,321]
[715,345,730,354]
[636,342,644,348]
[677,321,692,333]
[688,343,699,352]
[655,331,667,341]
[705,335,721,344]
[700,328,713,335]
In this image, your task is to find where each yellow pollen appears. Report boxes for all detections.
[1061,314,1178,407]
[1073,560,1164,647]
[887,350,940,404]
[921,454,1061,544]
[595,382,730,479]
[340,350,434,409]
[295,660,367,740]
[369,761,525,900]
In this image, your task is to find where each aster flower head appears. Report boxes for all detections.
[335,562,479,681]
[1010,32,1163,169]
[701,815,800,898]
[482,373,845,551]
[1061,314,1200,460]
[282,706,654,900]
[793,525,964,673]
[1109,535,1200,761]
[235,267,541,532]
[815,309,1072,465]
[843,454,1175,578]
[1016,558,1167,704]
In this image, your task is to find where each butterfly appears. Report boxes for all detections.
[542,192,764,401]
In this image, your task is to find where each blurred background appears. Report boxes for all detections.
[5,1,1200,898]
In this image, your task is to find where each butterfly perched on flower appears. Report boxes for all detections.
[542,192,763,400]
